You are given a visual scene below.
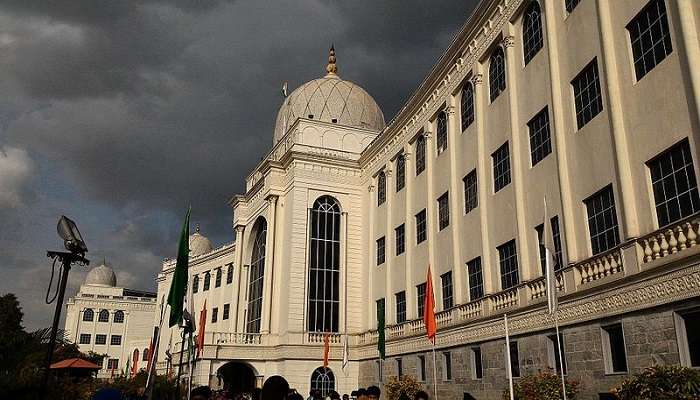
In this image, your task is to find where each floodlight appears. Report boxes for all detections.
[57,215,88,255]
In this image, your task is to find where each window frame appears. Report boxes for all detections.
[527,107,552,167]
[83,308,94,322]
[461,82,475,132]
[416,209,427,244]
[601,323,628,374]
[498,239,520,290]
[626,0,673,81]
[509,341,521,378]
[376,236,386,266]
[417,283,427,319]
[674,309,700,368]
[467,257,485,301]
[223,303,230,320]
[571,58,604,130]
[471,346,483,380]
[113,310,124,324]
[215,267,222,288]
[436,111,448,155]
[584,185,621,255]
[415,135,426,176]
[203,271,211,291]
[492,142,511,192]
[463,169,478,214]
[441,271,454,310]
[377,171,387,206]
[522,1,544,65]
[395,224,405,256]
[437,192,450,231]
[547,332,568,375]
[79,333,91,345]
[95,334,107,345]
[489,46,507,102]
[395,154,406,192]
[395,291,407,323]
[443,351,453,381]
[110,335,122,346]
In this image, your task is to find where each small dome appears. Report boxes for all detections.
[189,224,214,257]
[85,261,117,287]
[273,46,385,144]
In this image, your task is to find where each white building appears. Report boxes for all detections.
[64,261,157,378]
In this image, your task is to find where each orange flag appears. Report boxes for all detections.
[323,333,330,367]
[196,300,207,357]
[424,265,437,344]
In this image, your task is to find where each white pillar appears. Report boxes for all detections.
[403,147,416,319]
[232,224,245,332]
[446,102,465,305]
[385,167,394,324]
[367,183,376,329]
[261,195,278,334]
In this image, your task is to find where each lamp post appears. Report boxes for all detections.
[40,216,89,399]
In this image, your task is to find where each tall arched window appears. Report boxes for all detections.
[377,171,386,206]
[523,1,543,65]
[113,310,124,323]
[142,348,149,361]
[436,111,448,154]
[226,265,234,284]
[395,155,405,192]
[203,271,211,291]
[415,135,426,175]
[98,309,109,322]
[192,275,199,293]
[489,47,506,102]
[83,308,94,322]
[461,83,474,131]
[310,367,336,397]
[246,219,267,333]
[307,196,341,333]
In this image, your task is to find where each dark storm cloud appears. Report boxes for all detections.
[0,0,478,329]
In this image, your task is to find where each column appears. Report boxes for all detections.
[425,126,438,293]
[403,147,415,319]
[674,0,700,147]
[446,103,465,305]
[384,168,394,324]
[596,0,640,238]
[367,183,376,329]
[261,195,278,334]
[503,33,534,281]
[232,224,245,332]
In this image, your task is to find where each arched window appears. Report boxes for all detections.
[142,348,149,361]
[307,196,341,333]
[83,308,94,322]
[246,219,267,333]
[310,367,336,397]
[436,111,448,154]
[489,47,506,102]
[203,271,211,291]
[523,1,543,65]
[192,275,199,293]
[226,265,234,284]
[461,83,474,131]
[132,349,139,372]
[113,310,124,323]
[215,268,222,287]
[98,309,109,322]
[377,171,386,206]
[415,135,426,175]
[395,154,405,192]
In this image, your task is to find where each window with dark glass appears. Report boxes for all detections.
[310,367,336,397]
[396,358,403,377]
[572,59,603,129]
[492,142,511,192]
[418,355,427,381]
[627,0,672,81]
[415,135,426,176]
[551,216,564,270]
[467,257,484,300]
[416,209,427,244]
[377,171,387,206]
[395,291,406,323]
[226,265,234,284]
[463,169,478,214]
[203,271,211,291]
[223,304,230,320]
[443,352,452,381]
[395,224,405,256]
[111,335,122,346]
[472,346,483,379]
[436,111,448,155]
[396,155,405,192]
[417,283,427,319]
[98,309,109,322]
[648,139,699,227]
[441,271,453,310]
[246,219,267,333]
[680,309,700,367]
[536,223,547,275]
[548,333,567,374]
[565,0,581,13]
[498,240,519,290]
[83,308,94,322]
[584,185,620,255]
[113,310,124,324]
[523,1,543,65]
[438,192,450,231]
[212,307,218,323]
[461,83,475,131]
[79,334,91,344]
[308,196,341,333]
[192,275,199,293]
[215,268,222,288]
[510,341,521,377]
[528,107,551,166]
[376,237,386,266]
[489,47,506,102]
[107,359,119,370]
[95,334,106,345]
[602,323,628,373]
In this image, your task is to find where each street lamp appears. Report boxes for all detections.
[40,216,90,398]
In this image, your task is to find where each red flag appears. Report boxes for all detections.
[323,333,330,367]
[196,300,207,357]
[424,265,437,344]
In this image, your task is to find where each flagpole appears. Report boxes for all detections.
[554,313,567,400]
[504,314,514,400]
[176,329,186,398]
[431,343,438,400]
[146,298,166,397]
[187,330,194,400]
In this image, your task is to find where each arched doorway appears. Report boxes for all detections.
[310,367,335,397]
[217,362,256,394]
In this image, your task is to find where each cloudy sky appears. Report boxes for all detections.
[0,0,478,330]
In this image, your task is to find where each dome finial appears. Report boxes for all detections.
[325,45,338,76]
[195,223,201,233]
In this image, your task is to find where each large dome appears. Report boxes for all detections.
[273,46,385,143]
[85,261,117,287]
[189,225,214,257]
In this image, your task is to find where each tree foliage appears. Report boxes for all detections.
[613,365,700,400]
[384,375,423,400]
[502,371,579,400]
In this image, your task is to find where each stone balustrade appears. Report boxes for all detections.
[491,288,518,310]
[575,248,623,285]
[455,300,482,320]
[639,216,699,263]
[527,273,563,300]
[209,332,262,345]
[306,332,342,344]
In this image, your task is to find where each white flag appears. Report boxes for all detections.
[341,333,349,373]
[543,197,558,315]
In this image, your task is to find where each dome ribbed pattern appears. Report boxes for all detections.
[85,262,117,287]
[189,230,213,257]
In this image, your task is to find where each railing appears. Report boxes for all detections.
[575,248,623,285]
[306,332,342,344]
[209,332,262,345]
[527,273,563,300]
[639,216,699,263]
[491,287,518,310]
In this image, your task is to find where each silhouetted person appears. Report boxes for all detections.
[261,376,290,400]
[192,386,213,400]
[329,391,340,400]
[414,391,429,400]
[366,386,380,400]
[398,394,410,400]
[356,388,368,400]
[342,394,350,400]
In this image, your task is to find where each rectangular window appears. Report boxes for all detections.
[492,142,511,192]
[467,257,484,300]
[463,170,478,215]
[498,240,520,290]
[418,355,427,381]
[223,304,230,320]
[95,334,107,345]
[395,291,407,323]
[111,335,122,346]
[471,346,483,379]
[203,272,211,291]
[602,323,628,373]
[565,0,581,14]
[226,265,234,284]
[438,192,450,230]
[441,272,453,310]
[528,107,552,166]
[396,358,403,378]
[416,209,427,244]
[215,268,222,288]
[417,283,427,319]
[443,352,452,381]
[551,216,564,270]
[376,237,386,265]
[627,0,673,81]
[677,309,700,367]
[107,359,119,370]
[395,224,405,255]
[396,155,406,192]
[509,341,521,378]
[377,360,383,382]
[572,59,603,129]
[212,307,219,323]
[536,223,546,275]
[415,136,426,176]
[585,185,620,255]
[547,333,568,375]
[648,139,700,227]
[79,334,91,344]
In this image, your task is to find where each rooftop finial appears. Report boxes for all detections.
[326,45,338,76]
[195,223,200,233]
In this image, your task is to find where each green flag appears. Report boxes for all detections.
[168,207,191,327]
[377,299,385,360]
